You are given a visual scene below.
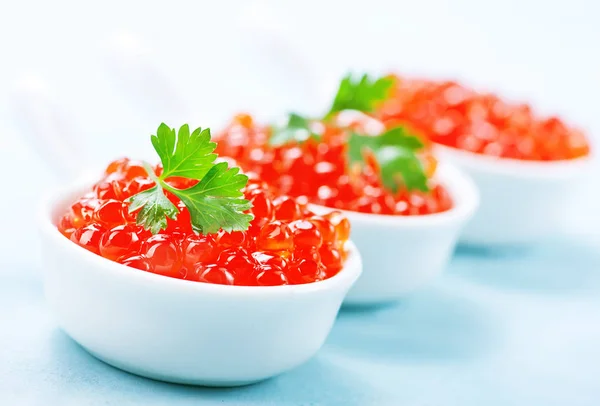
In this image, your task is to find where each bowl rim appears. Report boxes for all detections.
[309,162,479,228]
[433,143,593,180]
[39,176,362,297]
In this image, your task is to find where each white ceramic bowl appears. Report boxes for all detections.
[38,180,362,386]
[311,163,479,304]
[435,144,593,245]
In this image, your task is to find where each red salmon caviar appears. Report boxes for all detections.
[99,225,141,260]
[378,76,590,161]
[290,220,323,248]
[57,158,349,286]
[70,224,105,254]
[195,264,235,285]
[118,255,152,272]
[214,114,453,216]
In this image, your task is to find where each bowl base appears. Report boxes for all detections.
[83,346,269,387]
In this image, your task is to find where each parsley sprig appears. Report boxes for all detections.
[327,73,394,117]
[265,72,429,193]
[348,126,429,192]
[327,73,429,192]
[127,123,253,234]
[268,74,394,145]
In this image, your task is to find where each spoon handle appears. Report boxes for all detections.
[9,75,86,180]
[235,5,321,110]
[105,17,321,120]
[105,32,191,122]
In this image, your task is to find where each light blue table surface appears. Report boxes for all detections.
[3,237,600,406]
[1,131,600,405]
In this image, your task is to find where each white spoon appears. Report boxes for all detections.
[39,186,362,385]
[11,79,363,385]
[435,145,593,245]
[232,31,597,246]
[310,163,479,304]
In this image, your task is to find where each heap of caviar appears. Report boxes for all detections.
[214,113,453,215]
[57,125,350,286]
[377,76,590,161]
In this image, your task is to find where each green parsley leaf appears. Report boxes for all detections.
[347,132,378,165]
[377,146,428,193]
[127,123,252,234]
[151,123,217,180]
[327,74,394,117]
[347,126,429,193]
[287,112,309,128]
[127,185,178,235]
[378,126,425,150]
[269,113,321,146]
[166,163,253,234]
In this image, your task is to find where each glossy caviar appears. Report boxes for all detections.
[378,76,590,161]
[214,114,453,215]
[57,158,350,286]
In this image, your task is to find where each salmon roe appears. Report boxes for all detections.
[57,158,350,286]
[377,76,590,161]
[213,114,453,216]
